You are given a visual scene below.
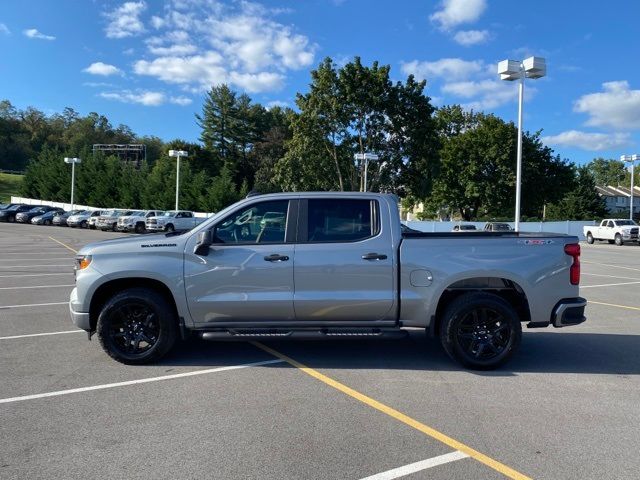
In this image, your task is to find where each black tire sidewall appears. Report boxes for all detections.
[615,234,623,246]
[96,288,177,365]
[586,233,594,244]
[440,293,522,370]
[166,224,174,233]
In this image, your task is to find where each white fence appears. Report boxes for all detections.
[10,196,215,219]
[405,220,598,240]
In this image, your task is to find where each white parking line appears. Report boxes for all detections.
[581,281,640,289]
[0,301,67,309]
[0,359,284,404]
[0,273,73,278]
[358,452,469,480]
[0,251,70,255]
[582,261,640,273]
[0,284,75,290]
[582,273,640,281]
[0,264,72,268]
[0,330,83,340]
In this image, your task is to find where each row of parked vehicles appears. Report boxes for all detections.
[0,203,200,234]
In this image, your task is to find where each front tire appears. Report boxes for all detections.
[615,234,623,246]
[165,223,175,233]
[135,222,145,234]
[96,288,178,365]
[440,292,522,370]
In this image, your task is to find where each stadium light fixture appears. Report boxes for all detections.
[168,150,189,210]
[498,56,546,231]
[621,154,639,220]
[63,157,82,211]
[354,152,379,192]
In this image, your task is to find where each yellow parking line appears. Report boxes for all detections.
[252,342,531,480]
[48,236,78,254]
[589,300,640,311]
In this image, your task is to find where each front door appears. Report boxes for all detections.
[293,198,396,322]
[184,199,295,326]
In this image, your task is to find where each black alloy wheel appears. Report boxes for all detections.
[440,292,521,370]
[97,288,177,364]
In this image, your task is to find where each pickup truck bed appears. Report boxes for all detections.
[69,192,586,370]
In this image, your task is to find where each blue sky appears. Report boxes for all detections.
[1,0,639,165]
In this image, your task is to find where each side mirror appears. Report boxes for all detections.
[194,230,213,256]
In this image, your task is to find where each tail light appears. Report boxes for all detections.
[564,243,580,285]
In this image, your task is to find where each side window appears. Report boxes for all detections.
[307,199,377,243]
[213,200,289,244]
[176,212,184,218]
[184,212,193,218]
[607,221,614,228]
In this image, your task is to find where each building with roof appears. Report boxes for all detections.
[596,185,640,218]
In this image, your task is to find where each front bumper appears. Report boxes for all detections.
[552,297,587,327]
[146,224,165,231]
[69,287,91,331]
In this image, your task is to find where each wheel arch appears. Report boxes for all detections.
[89,277,179,331]
[431,277,531,337]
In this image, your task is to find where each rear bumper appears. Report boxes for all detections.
[552,297,587,327]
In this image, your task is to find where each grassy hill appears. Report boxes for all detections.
[0,173,23,203]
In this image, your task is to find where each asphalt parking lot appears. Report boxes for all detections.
[0,223,639,480]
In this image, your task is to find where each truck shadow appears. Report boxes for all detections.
[160,331,640,376]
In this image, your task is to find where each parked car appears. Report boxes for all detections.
[146,210,198,232]
[452,224,478,232]
[117,210,163,233]
[0,203,22,210]
[0,204,30,222]
[53,209,85,227]
[97,210,132,231]
[15,206,58,223]
[70,192,586,370]
[69,210,102,229]
[583,219,639,246]
[31,208,65,225]
[484,222,513,232]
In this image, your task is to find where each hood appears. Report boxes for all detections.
[79,231,189,256]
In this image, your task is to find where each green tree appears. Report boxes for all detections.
[587,157,626,187]
[546,166,607,220]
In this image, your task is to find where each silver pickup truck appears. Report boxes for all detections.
[69,192,586,370]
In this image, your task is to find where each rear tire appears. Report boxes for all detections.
[439,292,522,370]
[81,220,87,228]
[615,234,623,246]
[96,288,178,365]
[135,222,145,234]
[586,232,594,244]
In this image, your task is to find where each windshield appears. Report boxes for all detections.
[28,207,45,213]
[161,211,176,217]
[102,210,117,216]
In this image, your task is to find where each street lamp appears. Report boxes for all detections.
[621,154,639,220]
[168,150,188,210]
[354,152,379,192]
[498,56,546,231]
[63,157,81,211]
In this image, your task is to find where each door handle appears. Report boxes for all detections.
[362,252,387,260]
[264,254,289,262]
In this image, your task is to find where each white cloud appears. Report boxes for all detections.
[23,28,55,41]
[83,82,116,88]
[131,0,315,93]
[104,1,146,39]
[169,96,192,106]
[401,58,483,81]
[266,100,289,109]
[430,0,487,30]
[442,79,525,110]
[0,23,10,35]
[574,81,640,130]
[83,62,122,76]
[453,29,489,46]
[99,90,166,106]
[542,130,633,151]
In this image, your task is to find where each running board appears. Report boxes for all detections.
[199,328,408,341]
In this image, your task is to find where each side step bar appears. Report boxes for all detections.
[199,328,409,341]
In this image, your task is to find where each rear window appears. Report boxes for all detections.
[307,199,378,243]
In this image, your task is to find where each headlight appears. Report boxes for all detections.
[75,255,92,271]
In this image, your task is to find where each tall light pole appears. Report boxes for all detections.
[621,154,639,221]
[63,157,81,211]
[498,56,546,231]
[168,150,188,210]
[354,152,379,192]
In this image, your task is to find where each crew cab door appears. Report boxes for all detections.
[184,199,296,325]
[293,198,396,322]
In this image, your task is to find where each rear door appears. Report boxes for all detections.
[293,197,396,322]
[184,199,296,325]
